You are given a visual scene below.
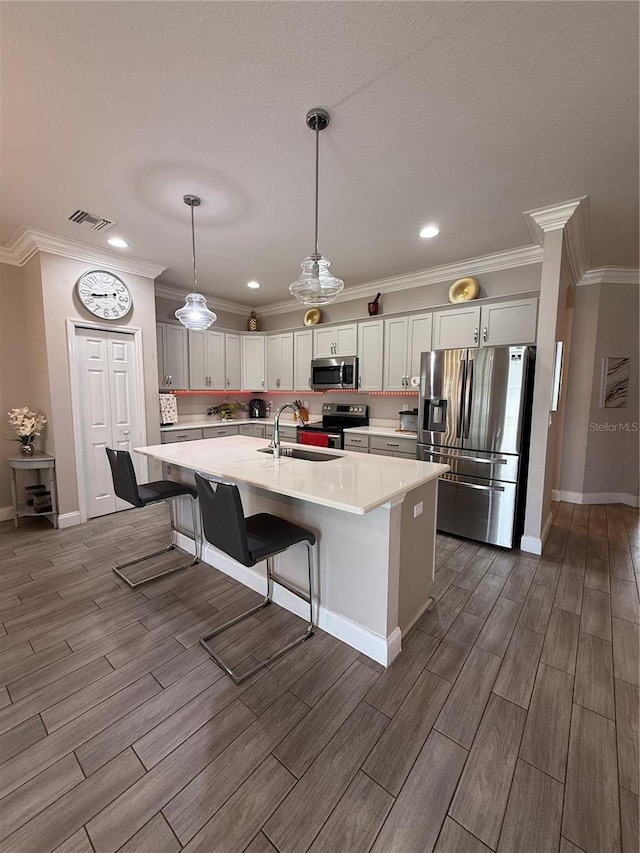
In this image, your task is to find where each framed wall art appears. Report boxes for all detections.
[601,356,630,408]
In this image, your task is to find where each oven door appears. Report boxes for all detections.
[298,428,342,449]
[311,357,358,391]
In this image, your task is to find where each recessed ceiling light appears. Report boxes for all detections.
[246,280,261,290]
[419,225,440,239]
[107,237,129,248]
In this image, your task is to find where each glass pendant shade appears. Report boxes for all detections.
[289,108,344,307]
[174,292,217,330]
[175,193,217,331]
[289,254,344,306]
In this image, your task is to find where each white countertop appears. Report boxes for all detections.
[136,435,448,515]
[343,426,418,439]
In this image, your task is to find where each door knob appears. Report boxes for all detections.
[123,430,129,435]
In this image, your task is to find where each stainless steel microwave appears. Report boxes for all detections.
[311,356,358,391]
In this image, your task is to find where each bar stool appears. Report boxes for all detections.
[194,472,316,684]
[106,448,200,588]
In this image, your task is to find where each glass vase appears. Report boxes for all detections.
[19,441,35,457]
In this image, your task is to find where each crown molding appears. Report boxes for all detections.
[523,196,591,282]
[154,283,249,315]
[0,227,167,279]
[257,243,545,317]
[577,267,640,287]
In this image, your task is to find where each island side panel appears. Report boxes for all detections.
[167,464,400,664]
[397,478,438,634]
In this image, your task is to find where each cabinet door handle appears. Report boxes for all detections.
[483,327,488,343]
[168,376,172,385]
[261,379,264,387]
[227,377,230,386]
[308,377,312,388]
[386,442,400,448]
[473,328,478,344]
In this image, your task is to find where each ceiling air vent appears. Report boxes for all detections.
[68,209,116,232]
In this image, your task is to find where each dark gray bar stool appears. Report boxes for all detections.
[106,448,200,588]
[194,472,316,684]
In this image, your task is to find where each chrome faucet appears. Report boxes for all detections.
[269,402,302,459]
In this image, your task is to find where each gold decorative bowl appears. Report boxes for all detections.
[303,308,321,326]
[448,277,479,303]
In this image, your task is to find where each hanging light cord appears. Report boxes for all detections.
[190,202,198,291]
[314,124,320,257]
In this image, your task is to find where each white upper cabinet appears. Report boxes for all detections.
[188,330,225,390]
[266,333,294,391]
[383,313,432,391]
[432,305,481,350]
[357,320,384,391]
[432,298,538,350]
[242,335,266,391]
[313,324,358,358]
[293,330,313,391]
[480,298,538,346]
[225,334,242,391]
[157,323,189,390]
[407,313,433,380]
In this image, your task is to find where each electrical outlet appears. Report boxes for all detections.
[413,501,423,518]
[304,400,308,408]
[402,404,409,411]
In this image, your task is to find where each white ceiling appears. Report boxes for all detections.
[1,1,638,308]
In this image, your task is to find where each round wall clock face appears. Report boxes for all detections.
[76,270,132,320]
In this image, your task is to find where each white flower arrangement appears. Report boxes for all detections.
[7,407,48,445]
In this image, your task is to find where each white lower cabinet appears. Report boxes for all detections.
[357,320,384,391]
[239,423,266,438]
[161,429,203,443]
[242,336,266,391]
[344,433,369,453]
[202,425,240,439]
[369,434,417,458]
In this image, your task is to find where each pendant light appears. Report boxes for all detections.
[175,194,217,331]
[289,108,344,306]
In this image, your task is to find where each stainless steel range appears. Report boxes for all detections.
[298,403,368,449]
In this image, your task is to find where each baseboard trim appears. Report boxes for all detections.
[58,511,83,529]
[0,505,13,523]
[520,535,543,556]
[176,532,399,667]
[552,489,639,508]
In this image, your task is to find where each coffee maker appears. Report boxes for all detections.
[249,398,267,419]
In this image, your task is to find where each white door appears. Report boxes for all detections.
[77,328,144,518]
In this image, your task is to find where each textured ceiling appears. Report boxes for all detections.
[1,1,638,307]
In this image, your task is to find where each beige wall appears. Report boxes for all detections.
[35,253,160,518]
[559,281,639,502]
[0,258,52,510]
[259,264,542,332]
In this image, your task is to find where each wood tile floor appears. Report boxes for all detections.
[0,501,638,853]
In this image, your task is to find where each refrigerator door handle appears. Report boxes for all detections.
[463,358,473,439]
[456,359,465,439]
[428,451,508,465]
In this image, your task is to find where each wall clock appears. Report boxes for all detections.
[76,270,132,320]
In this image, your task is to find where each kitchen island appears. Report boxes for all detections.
[135,436,448,665]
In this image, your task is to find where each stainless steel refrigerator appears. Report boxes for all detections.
[417,345,535,548]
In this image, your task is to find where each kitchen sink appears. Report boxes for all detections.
[257,447,342,462]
